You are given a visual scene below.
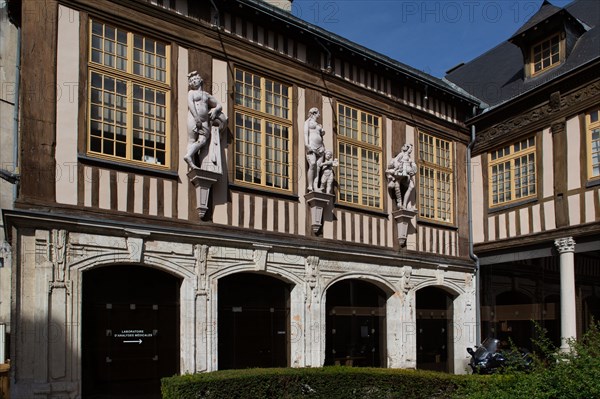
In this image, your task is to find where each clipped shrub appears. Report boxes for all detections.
[162,366,471,399]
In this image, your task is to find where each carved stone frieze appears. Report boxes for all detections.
[477,81,600,148]
[305,255,320,300]
[51,229,68,283]
[195,244,209,296]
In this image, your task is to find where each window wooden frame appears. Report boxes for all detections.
[233,68,293,192]
[586,107,600,181]
[530,33,564,76]
[488,136,537,207]
[336,103,383,210]
[418,132,454,224]
[87,19,171,169]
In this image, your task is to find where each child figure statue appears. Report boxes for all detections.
[316,150,338,194]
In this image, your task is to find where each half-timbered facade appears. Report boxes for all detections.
[447,0,600,351]
[2,0,479,397]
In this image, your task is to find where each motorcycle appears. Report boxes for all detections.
[467,337,533,374]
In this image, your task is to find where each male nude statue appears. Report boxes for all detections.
[304,107,326,191]
[183,71,223,170]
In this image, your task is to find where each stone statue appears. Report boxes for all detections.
[386,143,417,210]
[304,107,326,191]
[183,71,226,171]
[316,150,338,194]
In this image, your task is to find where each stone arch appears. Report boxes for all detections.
[210,262,304,287]
[320,272,397,303]
[412,279,464,297]
[70,253,195,281]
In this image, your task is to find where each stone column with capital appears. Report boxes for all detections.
[555,237,577,352]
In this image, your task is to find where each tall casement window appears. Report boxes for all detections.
[418,132,453,223]
[88,19,170,167]
[531,34,561,75]
[587,108,600,179]
[234,69,292,191]
[337,104,382,209]
[489,137,536,206]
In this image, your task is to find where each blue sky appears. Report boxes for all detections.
[291,0,573,77]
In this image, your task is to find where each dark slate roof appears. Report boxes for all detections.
[509,0,563,39]
[445,0,600,109]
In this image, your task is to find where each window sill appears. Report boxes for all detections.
[586,179,600,188]
[334,202,389,218]
[78,154,179,179]
[416,218,458,230]
[488,197,538,214]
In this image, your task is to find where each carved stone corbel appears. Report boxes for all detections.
[187,167,221,219]
[401,266,413,294]
[305,192,334,234]
[392,208,417,248]
[551,119,566,135]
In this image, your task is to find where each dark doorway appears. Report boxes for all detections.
[82,265,180,399]
[325,279,387,367]
[218,273,291,369]
[416,286,454,373]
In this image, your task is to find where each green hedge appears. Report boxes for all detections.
[163,323,600,399]
[161,367,472,399]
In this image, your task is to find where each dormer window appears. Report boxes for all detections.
[531,34,562,75]
[506,0,587,80]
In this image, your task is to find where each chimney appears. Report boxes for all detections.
[263,0,293,12]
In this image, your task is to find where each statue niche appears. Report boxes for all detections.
[303,107,337,234]
[184,70,228,219]
[304,107,338,194]
[184,71,227,173]
[386,143,417,210]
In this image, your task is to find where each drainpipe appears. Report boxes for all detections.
[208,0,221,28]
[467,106,481,345]
[12,23,21,200]
[0,23,20,189]
[314,38,332,74]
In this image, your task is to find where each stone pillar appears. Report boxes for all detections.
[555,237,576,351]
[400,290,417,369]
[386,291,403,368]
